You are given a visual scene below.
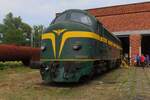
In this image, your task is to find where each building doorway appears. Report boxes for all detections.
[141,35,150,56]
[118,35,129,57]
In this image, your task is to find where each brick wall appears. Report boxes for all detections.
[98,12,150,32]
[88,2,150,17]
[88,2,150,32]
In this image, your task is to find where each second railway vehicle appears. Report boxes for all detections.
[40,9,122,83]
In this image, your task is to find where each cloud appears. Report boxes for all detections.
[0,0,149,26]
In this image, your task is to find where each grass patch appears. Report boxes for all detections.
[0,61,23,70]
[0,61,34,80]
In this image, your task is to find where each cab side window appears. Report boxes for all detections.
[97,22,103,36]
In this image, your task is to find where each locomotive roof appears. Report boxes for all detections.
[57,9,98,24]
[54,9,121,45]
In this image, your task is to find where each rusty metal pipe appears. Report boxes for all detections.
[0,44,41,66]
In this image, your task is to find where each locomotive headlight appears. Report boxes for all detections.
[41,46,46,52]
[72,45,82,51]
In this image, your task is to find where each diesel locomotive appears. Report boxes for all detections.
[40,9,122,83]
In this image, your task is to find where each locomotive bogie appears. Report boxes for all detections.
[40,61,94,82]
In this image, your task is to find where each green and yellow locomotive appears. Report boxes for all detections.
[40,9,122,83]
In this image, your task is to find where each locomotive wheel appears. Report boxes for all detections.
[79,75,90,83]
[89,67,95,79]
[107,60,114,69]
[79,68,95,83]
[93,61,102,74]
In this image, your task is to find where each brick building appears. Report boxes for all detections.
[88,2,150,63]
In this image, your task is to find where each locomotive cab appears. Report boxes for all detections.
[52,9,97,31]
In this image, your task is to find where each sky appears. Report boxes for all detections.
[0,0,149,27]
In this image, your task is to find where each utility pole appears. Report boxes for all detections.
[31,30,34,47]
[0,33,3,43]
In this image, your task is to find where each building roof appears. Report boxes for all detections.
[88,2,150,32]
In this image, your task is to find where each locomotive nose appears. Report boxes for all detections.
[41,21,96,60]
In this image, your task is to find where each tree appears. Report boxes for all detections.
[32,25,44,47]
[0,12,32,45]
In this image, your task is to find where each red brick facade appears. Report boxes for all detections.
[97,12,150,32]
[88,2,150,64]
[88,2,150,32]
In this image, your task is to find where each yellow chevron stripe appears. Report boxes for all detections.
[108,40,113,46]
[42,33,56,58]
[41,30,122,58]
[101,37,107,43]
[53,29,66,36]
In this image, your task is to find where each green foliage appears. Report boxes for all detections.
[32,25,44,47]
[0,12,32,45]
[0,61,23,70]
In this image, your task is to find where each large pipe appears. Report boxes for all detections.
[0,44,41,66]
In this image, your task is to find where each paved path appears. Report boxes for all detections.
[134,68,150,100]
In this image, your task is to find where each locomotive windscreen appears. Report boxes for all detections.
[53,11,93,26]
[70,12,92,26]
